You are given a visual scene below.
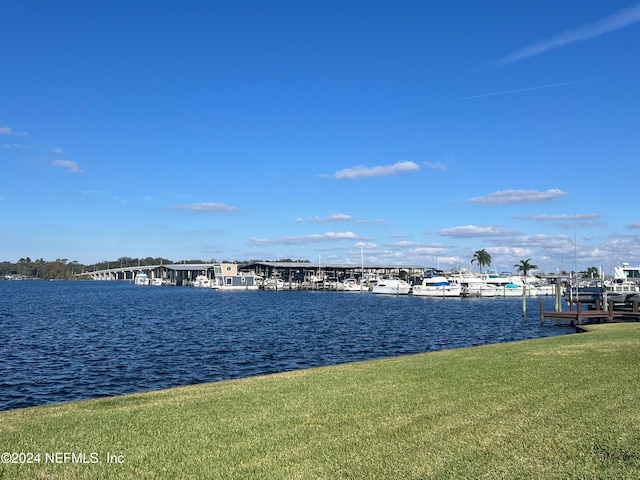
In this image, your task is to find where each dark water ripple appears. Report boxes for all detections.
[0,281,574,411]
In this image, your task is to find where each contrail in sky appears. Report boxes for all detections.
[497,3,640,64]
[456,78,599,100]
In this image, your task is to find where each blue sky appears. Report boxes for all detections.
[2,1,639,273]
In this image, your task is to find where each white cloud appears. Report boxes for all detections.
[52,147,64,154]
[412,246,450,255]
[170,202,237,212]
[327,161,419,179]
[249,231,361,246]
[355,218,386,225]
[389,240,422,247]
[486,246,535,260]
[314,213,352,222]
[519,213,601,221]
[439,225,512,238]
[626,223,640,229]
[469,189,567,204]
[52,160,83,173]
[0,126,28,136]
[498,4,640,64]
[356,241,377,249]
[424,162,447,171]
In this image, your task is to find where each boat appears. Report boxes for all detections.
[263,277,285,290]
[193,274,212,288]
[530,281,555,296]
[606,279,640,304]
[615,263,640,284]
[563,282,603,304]
[563,263,640,306]
[604,264,640,304]
[361,273,382,291]
[371,277,411,295]
[412,275,461,297]
[341,277,363,292]
[448,269,498,297]
[485,272,536,297]
[134,271,150,286]
[211,263,260,290]
[151,277,164,286]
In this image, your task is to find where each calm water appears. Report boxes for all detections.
[0,281,574,411]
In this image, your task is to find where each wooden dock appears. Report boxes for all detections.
[540,300,640,325]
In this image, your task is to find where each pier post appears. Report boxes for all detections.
[540,301,545,325]
[608,301,614,323]
[577,302,582,325]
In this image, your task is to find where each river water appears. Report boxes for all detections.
[0,280,574,411]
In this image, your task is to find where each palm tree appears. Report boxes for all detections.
[583,266,599,278]
[514,258,538,277]
[471,249,492,273]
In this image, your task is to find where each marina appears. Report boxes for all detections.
[79,261,565,297]
[74,261,640,309]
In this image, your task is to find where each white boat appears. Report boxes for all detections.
[563,263,640,305]
[341,277,363,292]
[606,279,640,304]
[151,277,164,286]
[263,277,285,290]
[614,263,640,285]
[134,272,150,286]
[412,276,461,297]
[193,274,212,288]
[604,265,640,304]
[361,273,382,290]
[448,269,498,297]
[485,273,534,297]
[530,281,555,296]
[371,277,411,295]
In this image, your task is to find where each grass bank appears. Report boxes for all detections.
[1,323,639,479]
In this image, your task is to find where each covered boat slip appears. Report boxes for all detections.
[240,261,425,290]
[79,263,217,285]
[80,261,425,289]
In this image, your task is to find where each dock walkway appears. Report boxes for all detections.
[540,300,640,325]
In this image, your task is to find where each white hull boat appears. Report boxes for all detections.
[193,275,212,288]
[412,276,461,297]
[371,278,411,295]
[448,270,498,297]
[341,278,363,292]
[134,272,150,286]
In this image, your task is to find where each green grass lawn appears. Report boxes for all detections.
[1,323,639,479]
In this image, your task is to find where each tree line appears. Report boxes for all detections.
[0,257,176,280]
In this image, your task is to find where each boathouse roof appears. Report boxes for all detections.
[240,261,426,271]
[161,263,215,271]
